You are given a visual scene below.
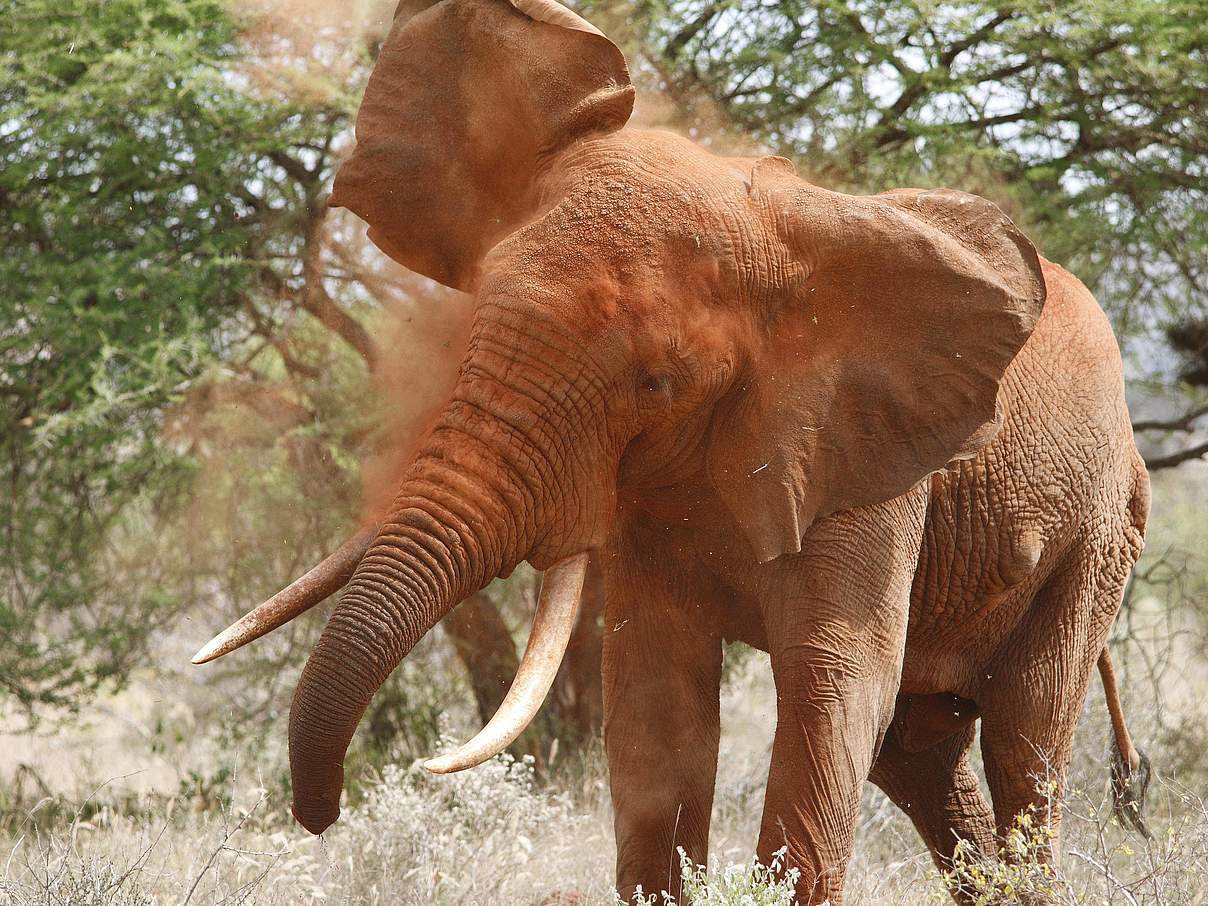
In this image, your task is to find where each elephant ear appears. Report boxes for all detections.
[708,159,1047,563]
[329,0,634,291]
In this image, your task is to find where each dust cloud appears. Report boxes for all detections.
[157,0,478,541]
[353,249,475,527]
[228,0,396,108]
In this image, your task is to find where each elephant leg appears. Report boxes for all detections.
[603,546,724,904]
[870,722,996,904]
[757,488,928,905]
[979,544,1129,866]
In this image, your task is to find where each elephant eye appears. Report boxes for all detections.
[637,372,672,395]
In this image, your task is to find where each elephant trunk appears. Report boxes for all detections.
[287,355,603,833]
[288,453,505,833]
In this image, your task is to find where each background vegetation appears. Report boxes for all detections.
[1,0,1205,902]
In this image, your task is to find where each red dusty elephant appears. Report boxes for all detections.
[193,1,1150,902]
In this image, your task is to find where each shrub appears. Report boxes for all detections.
[623,847,801,905]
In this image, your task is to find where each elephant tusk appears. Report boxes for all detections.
[423,552,589,775]
[191,528,377,665]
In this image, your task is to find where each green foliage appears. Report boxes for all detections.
[0,0,361,716]
[1,0,229,712]
[939,787,1068,905]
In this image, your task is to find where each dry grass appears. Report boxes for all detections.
[2,753,1205,904]
[2,652,1207,905]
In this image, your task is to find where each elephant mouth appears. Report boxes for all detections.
[192,533,591,774]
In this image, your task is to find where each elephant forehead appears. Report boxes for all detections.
[481,209,752,325]
[483,175,763,309]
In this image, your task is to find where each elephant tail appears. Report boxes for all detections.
[1098,647,1151,838]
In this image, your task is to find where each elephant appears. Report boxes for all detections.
[192,0,1151,902]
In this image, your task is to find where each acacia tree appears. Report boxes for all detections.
[1,0,305,712]
[599,0,1208,466]
[0,0,401,716]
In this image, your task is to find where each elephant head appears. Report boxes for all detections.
[194,0,1046,835]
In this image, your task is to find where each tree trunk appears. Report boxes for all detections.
[443,591,521,724]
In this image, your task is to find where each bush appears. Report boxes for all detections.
[624,848,800,905]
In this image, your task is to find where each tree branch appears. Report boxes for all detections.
[937,10,1015,68]
[664,0,726,59]
[1143,440,1208,471]
[269,150,317,187]
[1132,403,1208,433]
[869,11,1016,149]
[297,202,380,373]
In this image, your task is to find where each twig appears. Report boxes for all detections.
[180,792,269,906]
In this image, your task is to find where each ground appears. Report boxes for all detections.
[2,469,1206,905]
